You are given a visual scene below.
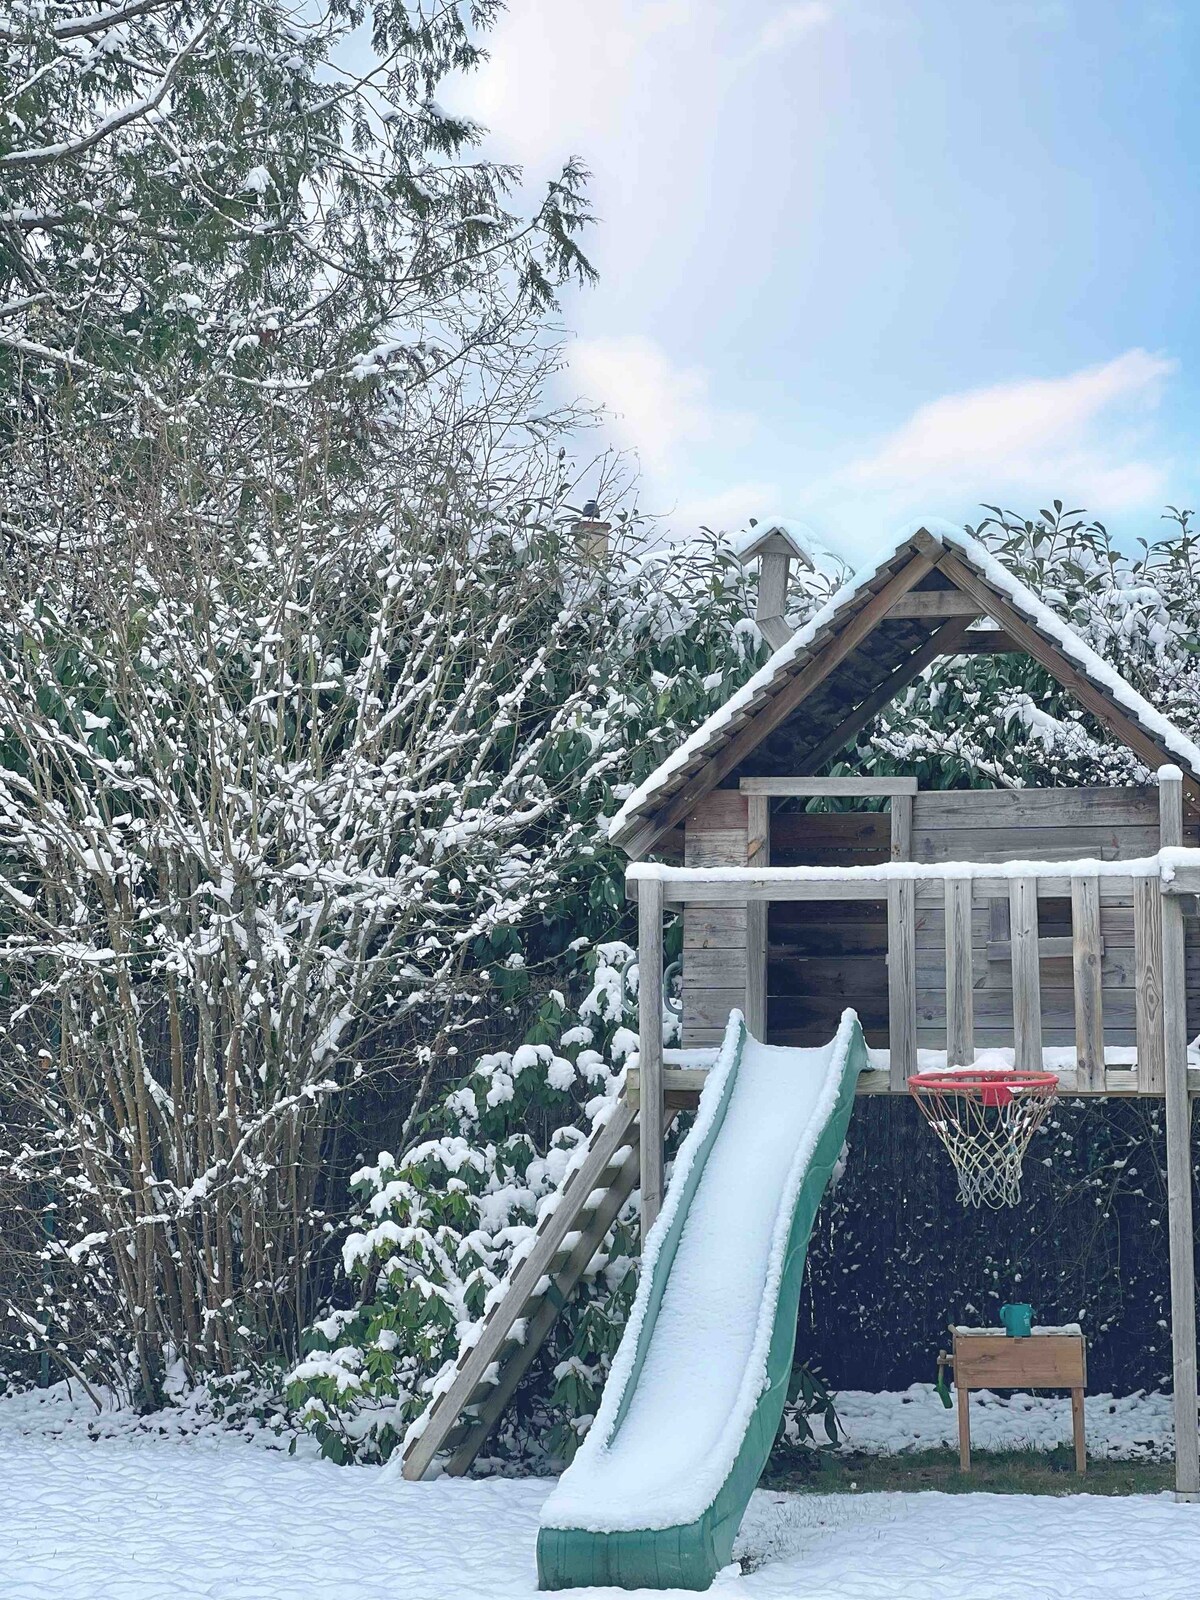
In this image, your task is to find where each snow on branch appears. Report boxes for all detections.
[1,23,209,170]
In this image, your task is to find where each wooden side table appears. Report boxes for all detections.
[944,1326,1087,1473]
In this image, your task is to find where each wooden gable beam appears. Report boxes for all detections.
[886,590,982,619]
[913,532,1200,811]
[621,545,942,857]
[796,616,973,774]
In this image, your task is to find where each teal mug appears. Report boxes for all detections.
[1000,1302,1033,1338]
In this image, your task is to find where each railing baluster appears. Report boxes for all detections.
[887,794,916,1090]
[1009,876,1042,1070]
[1071,875,1104,1091]
[1135,874,1166,1094]
[945,877,974,1066]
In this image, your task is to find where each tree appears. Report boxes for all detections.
[1,0,594,435]
[0,0,605,1403]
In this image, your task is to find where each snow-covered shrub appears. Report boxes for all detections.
[287,942,650,1466]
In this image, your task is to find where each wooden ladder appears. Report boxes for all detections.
[400,1094,669,1480]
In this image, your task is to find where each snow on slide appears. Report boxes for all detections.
[537,1008,868,1591]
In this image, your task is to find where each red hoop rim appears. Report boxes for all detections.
[908,1068,1059,1094]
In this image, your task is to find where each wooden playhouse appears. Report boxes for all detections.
[403,522,1200,1500]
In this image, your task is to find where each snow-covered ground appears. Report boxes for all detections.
[830,1383,1174,1460]
[1,1383,1194,1599]
[4,1443,1200,1600]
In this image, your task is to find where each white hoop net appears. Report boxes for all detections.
[908,1069,1059,1209]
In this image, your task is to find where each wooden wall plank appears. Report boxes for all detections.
[891,795,914,863]
[683,830,760,867]
[912,826,1155,863]
[689,949,749,987]
[688,987,751,1030]
[772,812,891,854]
[916,985,1139,1027]
[912,787,1162,827]
[945,944,1200,993]
[682,907,746,948]
[770,957,892,999]
[682,792,752,1046]
[745,795,769,1037]
[684,790,748,831]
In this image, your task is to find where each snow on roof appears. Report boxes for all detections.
[726,516,842,574]
[608,541,904,847]
[607,521,1200,852]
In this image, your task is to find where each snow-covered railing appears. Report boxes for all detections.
[628,850,1200,902]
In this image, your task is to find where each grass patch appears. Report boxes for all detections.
[762,1447,1171,1497]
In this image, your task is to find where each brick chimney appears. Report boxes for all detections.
[572,501,611,567]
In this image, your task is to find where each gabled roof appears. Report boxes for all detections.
[609,521,1200,857]
[726,517,839,574]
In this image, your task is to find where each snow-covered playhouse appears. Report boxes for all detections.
[404,522,1200,1588]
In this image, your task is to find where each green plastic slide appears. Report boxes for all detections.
[537,1009,867,1591]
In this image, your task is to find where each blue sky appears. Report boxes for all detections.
[449,1,1200,560]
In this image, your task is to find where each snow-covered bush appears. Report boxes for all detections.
[288,943,646,1466]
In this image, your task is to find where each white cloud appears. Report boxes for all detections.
[746,3,835,61]
[569,334,754,476]
[453,1,698,171]
[841,349,1177,512]
[670,480,782,533]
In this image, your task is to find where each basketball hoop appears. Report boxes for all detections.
[908,1068,1059,1209]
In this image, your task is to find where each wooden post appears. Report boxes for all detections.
[1010,876,1042,1071]
[1071,876,1104,1092]
[1071,1387,1087,1475]
[745,795,770,1038]
[755,550,792,650]
[638,876,665,1242]
[944,877,974,1067]
[888,793,916,1091]
[957,1384,971,1473]
[1159,765,1200,1499]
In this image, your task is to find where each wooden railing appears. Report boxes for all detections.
[630,768,1195,1098]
